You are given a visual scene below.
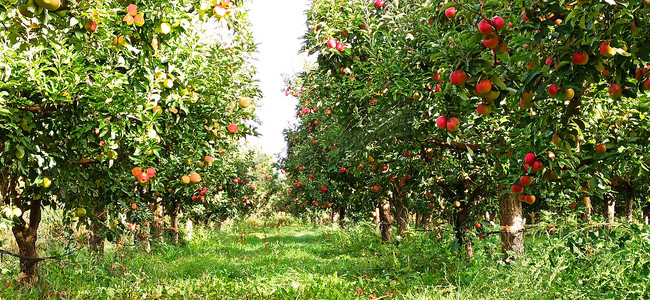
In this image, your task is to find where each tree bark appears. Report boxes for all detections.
[581,196,592,221]
[136,231,150,253]
[12,198,42,285]
[643,207,650,226]
[150,200,165,242]
[90,206,108,254]
[393,187,409,235]
[625,197,633,222]
[378,200,394,243]
[338,206,346,228]
[499,192,524,256]
[605,194,616,225]
[170,201,181,244]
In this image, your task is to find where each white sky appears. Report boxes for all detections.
[246,0,311,159]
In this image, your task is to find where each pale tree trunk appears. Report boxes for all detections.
[150,200,165,242]
[625,197,633,222]
[170,201,181,244]
[581,196,592,221]
[12,198,42,285]
[499,192,524,256]
[90,206,108,254]
[378,200,394,243]
[393,187,409,235]
[605,194,616,225]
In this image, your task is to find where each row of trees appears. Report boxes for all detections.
[0,0,275,283]
[278,0,650,256]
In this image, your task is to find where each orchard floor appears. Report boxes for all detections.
[1,217,649,299]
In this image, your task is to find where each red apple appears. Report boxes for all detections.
[524,195,536,204]
[228,124,238,133]
[532,161,543,172]
[524,153,536,165]
[446,117,460,131]
[436,116,447,129]
[599,41,615,57]
[138,173,149,184]
[132,167,143,177]
[520,175,532,186]
[475,80,492,96]
[445,7,457,18]
[477,103,491,115]
[146,168,156,178]
[374,0,384,8]
[478,19,493,34]
[608,84,622,98]
[572,51,589,65]
[371,185,382,192]
[548,84,560,98]
[595,144,607,154]
[340,167,346,173]
[450,70,467,85]
[326,39,337,48]
[482,33,499,49]
[492,16,505,30]
[512,184,524,194]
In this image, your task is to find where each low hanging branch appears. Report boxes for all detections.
[425,137,485,152]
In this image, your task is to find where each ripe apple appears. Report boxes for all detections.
[127,4,138,16]
[643,78,650,91]
[85,19,99,32]
[478,19,493,34]
[532,161,543,172]
[340,167,346,173]
[475,222,481,229]
[371,185,382,192]
[228,124,238,134]
[382,165,388,171]
[524,153,536,165]
[475,80,492,96]
[450,70,467,85]
[524,195,536,204]
[326,39,336,48]
[189,173,201,183]
[181,175,191,184]
[445,7,456,18]
[520,175,532,186]
[572,51,589,65]
[436,116,447,129]
[239,96,251,108]
[512,184,524,193]
[35,0,60,11]
[146,168,156,178]
[132,167,143,177]
[492,16,505,30]
[599,41,615,57]
[482,33,499,49]
[374,0,384,8]
[134,13,145,27]
[518,194,526,201]
[204,156,214,164]
[564,88,575,100]
[425,191,433,198]
[138,173,149,184]
[608,84,622,98]
[326,109,332,115]
[548,84,560,98]
[336,42,344,51]
[595,144,607,154]
[446,117,460,131]
[477,103,491,115]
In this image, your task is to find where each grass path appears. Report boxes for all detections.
[2,222,427,299]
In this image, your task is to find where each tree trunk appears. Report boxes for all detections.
[625,197,633,222]
[338,206,346,228]
[605,194,616,225]
[581,196,592,221]
[499,192,524,256]
[378,200,394,243]
[90,206,108,254]
[170,201,181,244]
[12,198,42,285]
[643,207,650,226]
[150,200,165,242]
[465,237,474,259]
[373,208,380,235]
[393,187,409,235]
[136,231,150,253]
[455,202,470,255]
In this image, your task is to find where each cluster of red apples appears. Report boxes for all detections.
[511,153,543,204]
[132,167,156,184]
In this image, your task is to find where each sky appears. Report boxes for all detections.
[245,0,312,159]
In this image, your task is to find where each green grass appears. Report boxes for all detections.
[1,218,649,299]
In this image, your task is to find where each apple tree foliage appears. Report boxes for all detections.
[279,0,650,252]
[0,0,262,280]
